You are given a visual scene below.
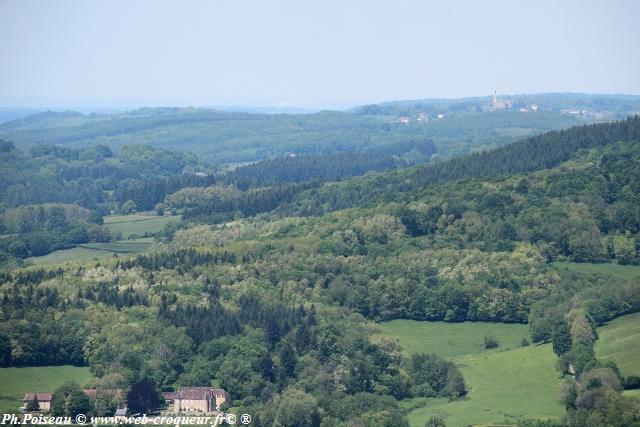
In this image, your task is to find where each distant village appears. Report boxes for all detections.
[391,91,609,124]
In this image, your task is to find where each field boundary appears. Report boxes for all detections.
[103,216,163,224]
[76,242,151,254]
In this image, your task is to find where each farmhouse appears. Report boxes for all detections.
[174,387,230,413]
[22,393,53,411]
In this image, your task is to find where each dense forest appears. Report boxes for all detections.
[0,141,212,263]
[1,111,640,425]
[0,103,586,163]
[0,137,437,263]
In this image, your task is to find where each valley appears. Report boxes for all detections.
[1,102,639,427]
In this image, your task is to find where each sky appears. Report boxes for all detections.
[1,0,639,109]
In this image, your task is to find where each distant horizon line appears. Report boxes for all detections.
[1,91,640,113]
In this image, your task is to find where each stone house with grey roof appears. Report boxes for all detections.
[174,387,229,413]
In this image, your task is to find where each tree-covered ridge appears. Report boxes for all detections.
[275,115,640,216]
[0,136,437,265]
[0,141,209,206]
[354,93,640,117]
[0,109,410,163]
[113,139,436,210]
[134,137,640,328]
[223,139,436,190]
[0,105,584,163]
[169,116,640,223]
[0,141,213,264]
[1,117,640,425]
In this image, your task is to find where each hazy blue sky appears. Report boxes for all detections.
[1,0,639,108]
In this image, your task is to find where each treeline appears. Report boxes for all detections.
[0,204,114,262]
[113,174,217,211]
[111,140,435,211]
[392,141,640,263]
[404,115,640,185]
[118,248,237,271]
[0,108,409,163]
[0,140,209,208]
[0,133,436,217]
[223,139,435,191]
[0,277,150,367]
[526,266,640,424]
[181,183,315,221]
[277,115,640,216]
[121,116,640,236]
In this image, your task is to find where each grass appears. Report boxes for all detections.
[552,262,640,281]
[623,389,640,398]
[80,239,154,252]
[378,320,530,358]
[26,239,153,266]
[24,212,179,265]
[380,320,563,427]
[104,214,181,238]
[0,366,94,413]
[103,214,160,223]
[23,212,176,266]
[405,344,564,427]
[622,389,640,399]
[595,312,640,377]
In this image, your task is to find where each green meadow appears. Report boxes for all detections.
[0,366,94,413]
[552,262,640,281]
[23,213,179,266]
[595,312,640,377]
[104,214,181,238]
[378,320,530,358]
[623,389,640,398]
[26,238,153,266]
[380,320,564,427]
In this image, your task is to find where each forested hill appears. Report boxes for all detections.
[353,93,640,117]
[2,110,640,426]
[275,115,640,216]
[0,106,583,163]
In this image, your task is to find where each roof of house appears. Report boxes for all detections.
[176,387,229,401]
[23,393,53,402]
[162,392,177,400]
[114,408,128,416]
[176,387,213,401]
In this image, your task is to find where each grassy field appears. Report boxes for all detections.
[379,320,530,358]
[24,212,179,265]
[103,214,160,223]
[0,366,94,413]
[623,389,640,398]
[26,238,153,266]
[405,344,563,427]
[380,320,563,427]
[595,312,640,377]
[552,261,640,281]
[80,240,154,252]
[104,214,181,238]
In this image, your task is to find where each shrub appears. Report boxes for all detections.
[483,333,499,349]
